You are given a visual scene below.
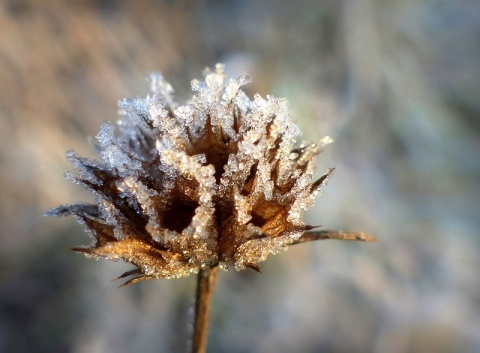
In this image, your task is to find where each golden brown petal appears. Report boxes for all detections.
[73,238,193,279]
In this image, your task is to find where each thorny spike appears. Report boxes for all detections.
[292,230,377,244]
[114,268,143,280]
[245,262,262,273]
[119,276,156,287]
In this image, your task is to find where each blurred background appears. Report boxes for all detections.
[1,0,479,352]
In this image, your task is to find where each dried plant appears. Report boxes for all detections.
[46,64,374,353]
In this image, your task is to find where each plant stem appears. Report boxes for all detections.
[191,266,219,353]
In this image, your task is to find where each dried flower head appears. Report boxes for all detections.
[47,64,373,286]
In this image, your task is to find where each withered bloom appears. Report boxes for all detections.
[47,64,373,286]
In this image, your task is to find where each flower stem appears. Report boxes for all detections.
[191,266,219,353]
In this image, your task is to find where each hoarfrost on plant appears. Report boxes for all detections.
[46,64,336,285]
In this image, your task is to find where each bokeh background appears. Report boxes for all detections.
[1,0,479,352]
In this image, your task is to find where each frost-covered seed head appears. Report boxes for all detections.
[47,64,335,285]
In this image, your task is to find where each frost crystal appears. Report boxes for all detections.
[46,64,337,285]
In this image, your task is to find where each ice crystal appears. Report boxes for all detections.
[46,64,372,286]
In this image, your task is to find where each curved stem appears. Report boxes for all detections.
[191,266,219,353]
